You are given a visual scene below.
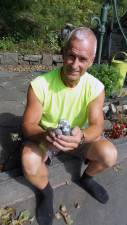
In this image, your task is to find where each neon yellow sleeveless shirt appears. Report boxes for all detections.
[31,68,104,129]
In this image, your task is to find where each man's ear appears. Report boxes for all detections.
[88,56,95,69]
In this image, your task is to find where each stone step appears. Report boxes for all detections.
[0,140,127,214]
[0,154,83,208]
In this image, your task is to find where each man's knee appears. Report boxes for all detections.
[88,140,118,168]
[96,140,118,168]
[22,143,43,176]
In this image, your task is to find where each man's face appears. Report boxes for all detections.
[62,38,95,83]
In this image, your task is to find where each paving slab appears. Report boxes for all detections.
[52,159,127,225]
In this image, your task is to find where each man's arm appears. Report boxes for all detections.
[82,90,105,142]
[22,85,46,143]
[52,90,105,151]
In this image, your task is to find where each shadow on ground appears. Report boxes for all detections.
[0,113,23,171]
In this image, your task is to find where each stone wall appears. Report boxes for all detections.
[0,53,63,67]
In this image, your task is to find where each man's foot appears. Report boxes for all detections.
[79,172,109,204]
[37,183,53,225]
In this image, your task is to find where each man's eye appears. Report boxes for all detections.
[68,54,74,58]
[80,58,86,62]
[67,54,74,60]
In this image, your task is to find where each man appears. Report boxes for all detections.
[22,27,117,225]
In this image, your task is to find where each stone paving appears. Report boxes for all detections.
[52,159,127,225]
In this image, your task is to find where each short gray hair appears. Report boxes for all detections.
[63,27,97,57]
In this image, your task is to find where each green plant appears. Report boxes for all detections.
[0,37,16,51]
[0,1,126,54]
[0,36,46,54]
[17,38,45,54]
[88,64,121,97]
[46,31,61,53]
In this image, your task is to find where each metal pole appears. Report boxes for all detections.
[97,1,111,64]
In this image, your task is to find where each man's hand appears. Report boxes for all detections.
[51,126,83,151]
[45,128,56,143]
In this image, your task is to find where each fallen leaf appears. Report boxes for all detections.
[59,205,73,225]
[18,210,30,224]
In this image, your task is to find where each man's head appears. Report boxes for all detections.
[62,27,97,86]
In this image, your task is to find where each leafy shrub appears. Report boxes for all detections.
[0,37,16,51]
[17,38,45,54]
[46,31,61,53]
[0,0,102,53]
[88,64,121,97]
[0,0,126,53]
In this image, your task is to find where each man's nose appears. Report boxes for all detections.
[72,58,79,69]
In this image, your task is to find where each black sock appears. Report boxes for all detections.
[37,183,53,225]
[79,172,109,204]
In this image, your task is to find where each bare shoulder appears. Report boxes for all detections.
[22,85,43,124]
[88,90,105,126]
[27,85,39,105]
[89,90,105,109]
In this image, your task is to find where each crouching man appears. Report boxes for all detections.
[22,27,117,225]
